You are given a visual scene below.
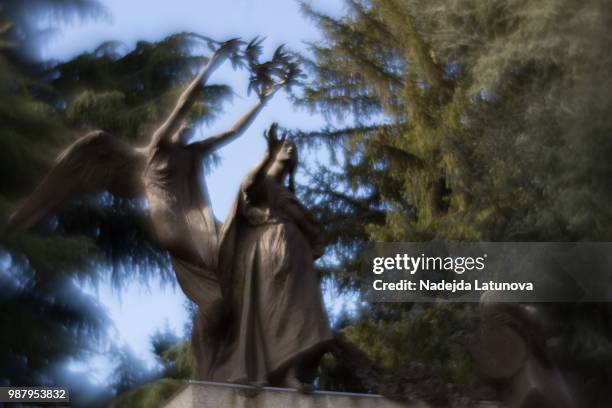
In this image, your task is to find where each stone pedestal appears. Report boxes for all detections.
[162,381,431,408]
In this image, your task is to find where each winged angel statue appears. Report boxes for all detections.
[7,38,331,388]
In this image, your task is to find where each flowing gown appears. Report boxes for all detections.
[214,175,333,384]
[143,139,225,379]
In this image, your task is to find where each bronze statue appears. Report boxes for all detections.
[140,40,287,379]
[212,123,333,390]
[467,293,575,408]
[7,39,296,382]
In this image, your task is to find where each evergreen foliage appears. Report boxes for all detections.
[109,329,196,408]
[295,0,612,403]
[0,2,233,403]
[0,1,109,392]
[298,0,612,243]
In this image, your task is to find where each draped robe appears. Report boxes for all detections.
[143,139,225,379]
[213,174,334,384]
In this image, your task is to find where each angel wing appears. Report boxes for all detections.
[8,130,145,230]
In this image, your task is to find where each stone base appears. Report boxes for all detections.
[162,381,431,408]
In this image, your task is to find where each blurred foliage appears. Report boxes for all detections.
[340,304,478,384]
[0,1,108,392]
[0,1,232,404]
[319,303,479,393]
[109,378,185,408]
[297,0,612,246]
[295,0,612,404]
[0,0,109,61]
[110,328,196,408]
[51,32,233,142]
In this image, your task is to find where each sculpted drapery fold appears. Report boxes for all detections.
[212,129,333,386]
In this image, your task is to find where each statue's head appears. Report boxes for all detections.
[274,139,298,193]
[264,122,297,168]
[275,139,298,168]
[265,123,298,192]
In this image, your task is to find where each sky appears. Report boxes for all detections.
[39,0,351,380]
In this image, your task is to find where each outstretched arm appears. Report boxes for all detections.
[189,84,281,154]
[147,41,238,150]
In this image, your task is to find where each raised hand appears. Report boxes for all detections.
[184,39,297,155]
[245,40,303,100]
[210,38,243,69]
[260,82,283,101]
[264,122,285,153]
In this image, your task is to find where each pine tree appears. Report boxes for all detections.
[108,327,196,408]
[298,0,612,243]
[0,1,110,392]
[0,3,233,402]
[295,0,612,402]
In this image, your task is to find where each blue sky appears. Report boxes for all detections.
[40,0,351,379]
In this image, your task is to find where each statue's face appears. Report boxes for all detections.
[275,140,297,166]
